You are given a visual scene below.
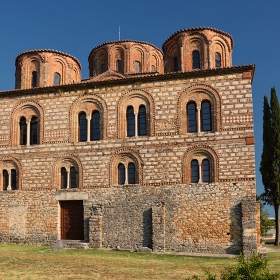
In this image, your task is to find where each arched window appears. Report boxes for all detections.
[138,105,147,136]
[31,71,37,88]
[100,64,106,74]
[187,102,197,132]
[174,57,179,72]
[134,61,141,73]
[192,51,200,69]
[201,101,212,131]
[215,53,221,69]
[54,73,61,86]
[118,163,125,185]
[70,166,77,188]
[202,159,210,182]
[91,111,100,141]
[30,116,38,145]
[3,170,9,190]
[79,112,87,142]
[191,159,199,183]
[61,167,67,189]
[11,169,17,190]
[20,117,27,145]
[151,65,156,72]
[128,163,135,184]
[127,106,135,137]
[116,60,122,72]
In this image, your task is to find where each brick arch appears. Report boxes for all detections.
[177,84,222,134]
[10,100,44,146]
[110,149,143,185]
[52,154,83,190]
[182,145,219,183]
[108,45,125,72]
[130,46,145,72]
[183,33,209,70]
[48,56,67,84]
[210,36,232,68]
[0,156,22,190]
[117,89,155,138]
[70,94,108,142]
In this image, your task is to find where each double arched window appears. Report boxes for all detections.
[187,100,212,133]
[19,116,38,145]
[60,166,78,189]
[191,158,210,183]
[192,51,200,69]
[3,169,17,190]
[78,111,101,142]
[118,162,136,185]
[126,105,147,137]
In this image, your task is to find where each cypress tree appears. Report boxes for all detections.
[260,87,280,245]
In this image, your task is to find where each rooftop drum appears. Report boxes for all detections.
[15,50,82,89]
[163,27,233,73]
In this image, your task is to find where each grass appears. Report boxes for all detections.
[0,245,279,280]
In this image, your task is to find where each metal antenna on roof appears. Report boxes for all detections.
[119,26,121,41]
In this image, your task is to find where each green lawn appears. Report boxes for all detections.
[0,245,279,279]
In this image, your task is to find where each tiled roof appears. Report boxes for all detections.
[88,40,163,59]
[162,27,234,49]
[15,49,82,69]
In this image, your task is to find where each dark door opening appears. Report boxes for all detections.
[61,200,84,240]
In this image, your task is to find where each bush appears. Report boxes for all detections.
[187,254,279,280]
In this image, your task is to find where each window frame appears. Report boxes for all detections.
[192,51,200,69]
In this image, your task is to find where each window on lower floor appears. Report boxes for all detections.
[191,158,211,183]
[3,169,17,190]
[60,166,78,189]
[118,162,136,185]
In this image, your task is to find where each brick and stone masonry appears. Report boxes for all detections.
[0,27,260,255]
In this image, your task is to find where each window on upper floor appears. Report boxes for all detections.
[60,166,78,189]
[2,168,17,191]
[138,105,147,136]
[151,65,156,72]
[187,102,197,133]
[187,101,212,133]
[19,116,38,146]
[215,52,221,69]
[174,57,179,72]
[78,110,101,142]
[201,101,212,131]
[126,106,135,137]
[116,59,122,73]
[31,71,37,88]
[54,73,61,86]
[192,51,200,69]
[134,61,141,73]
[79,112,87,142]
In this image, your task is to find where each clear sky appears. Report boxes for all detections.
[0,0,279,215]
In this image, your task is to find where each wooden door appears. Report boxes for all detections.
[61,200,84,240]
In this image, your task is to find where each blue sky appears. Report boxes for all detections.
[0,0,279,215]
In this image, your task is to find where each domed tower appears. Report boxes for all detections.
[88,40,164,78]
[15,50,82,89]
[163,27,233,73]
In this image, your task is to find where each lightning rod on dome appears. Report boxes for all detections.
[119,26,120,41]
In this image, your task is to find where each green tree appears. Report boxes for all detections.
[260,87,280,245]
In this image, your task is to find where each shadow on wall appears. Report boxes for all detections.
[226,203,242,254]
[142,208,153,249]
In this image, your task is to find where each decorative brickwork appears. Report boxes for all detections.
[0,27,259,256]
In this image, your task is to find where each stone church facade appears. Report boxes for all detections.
[0,27,259,255]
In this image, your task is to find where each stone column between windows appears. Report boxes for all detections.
[7,170,12,191]
[134,113,138,137]
[27,121,30,146]
[67,168,70,189]
[198,162,202,183]
[197,107,201,133]
[125,165,128,185]
[87,116,91,142]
